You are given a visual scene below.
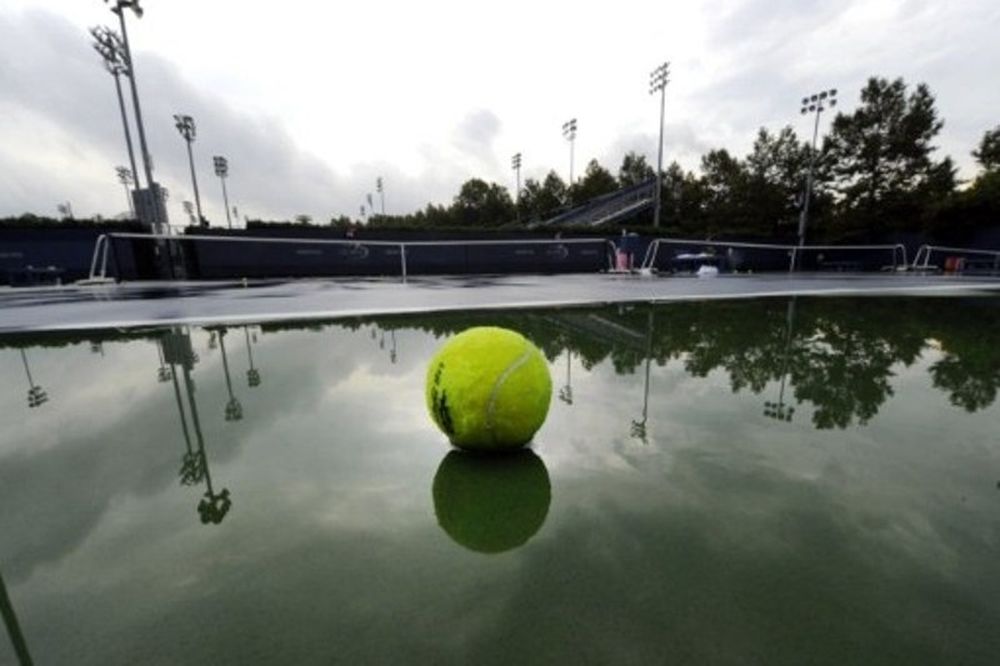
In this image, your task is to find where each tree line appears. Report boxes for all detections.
[348,76,999,241]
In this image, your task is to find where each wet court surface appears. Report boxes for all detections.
[2,295,1000,664]
[2,272,1000,332]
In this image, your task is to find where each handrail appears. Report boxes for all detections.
[912,244,1000,270]
[85,233,619,282]
[641,237,907,272]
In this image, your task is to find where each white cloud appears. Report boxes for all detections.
[0,0,997,223]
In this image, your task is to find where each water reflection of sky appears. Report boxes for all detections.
[1,297,999,664]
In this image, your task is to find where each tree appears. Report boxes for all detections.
[519,171,568,222]
[744,126,813,236]
[973,125,1000,172]
[618,152,655,187]
[699,149,750,234]
[452,179,515,226]
[570,159,618,204]
[824,77,953,231]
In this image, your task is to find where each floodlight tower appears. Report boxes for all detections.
[213,156,233,229]
[103,0,162,228]
[174,114,204,226]
[562,118,578,187]
[115,166,135,216]
[511,152,522,223]
[796,87,837,262]
[376,177,385,215]
[91,26,140,196]
[649,62,670,228]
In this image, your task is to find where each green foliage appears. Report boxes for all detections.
[570,159,618,204]
[824,77,953,232]
[452,178,515,226]
[618,151,655,187]
[973,125,1000,172]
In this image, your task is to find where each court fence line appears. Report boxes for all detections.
[86,233,620,283]
[639,238,908,272]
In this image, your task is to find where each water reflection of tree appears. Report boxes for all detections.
[929,323,1000,412]
[313,297,1000,430]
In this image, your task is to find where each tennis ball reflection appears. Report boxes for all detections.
[432,450,551,553]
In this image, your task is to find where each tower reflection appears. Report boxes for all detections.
[216,328,243,422]
[0,569,33,665]
[160,330,232,525]
[763,298,798,423]
[19,350,47,409]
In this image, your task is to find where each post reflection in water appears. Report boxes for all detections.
[631,309,655,443]
[432,450,551,554]
[160,330,232,525]
[244,326,261,388]
[216,328,243,422]
[558,350,573,405]
[0,570,33,666]
[763,298,798,423]
[19,350,47,409]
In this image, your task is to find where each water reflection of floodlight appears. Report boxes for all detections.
[558,350,573,405]
[244,326,261,387]
[630,310,655,443]
[217,329,243,421]
[794,87,837,265]
[763,299,799,424]
[649,61,670,228]
[20,350,48,409]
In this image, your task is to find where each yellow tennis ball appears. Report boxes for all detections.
[426,326,552,451]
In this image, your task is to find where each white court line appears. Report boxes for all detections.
[6,280,1000,333]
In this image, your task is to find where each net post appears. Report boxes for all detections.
[89,235,106,281]
[399,243,408,283]
[102,235,112,279]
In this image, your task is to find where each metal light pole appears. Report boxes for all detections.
[115,166,135,217]
[174,114,204,226]
[91,26,140,195]
[649,62,670,228]
[213,156,233,229]
[376,177,385,215]
[796,88,837,260]
[105,0,162,229]
[562,118,577,188]
[511,152,522,223]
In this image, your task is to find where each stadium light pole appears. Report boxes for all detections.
[376,177,385,215]
[562,118,577,187]
[174,114,204,226]
[796,87,837,263]
[104,0,161,229]
[213,156,233,229]
[649,62,670,229]
[115,166,135,217]
[511,152,522,223]
[91,26,140,196]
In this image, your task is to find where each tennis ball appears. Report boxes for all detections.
[426,326,552,451]
[433,450,551,553]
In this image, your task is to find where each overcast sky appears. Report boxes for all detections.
[1,0,998,226]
